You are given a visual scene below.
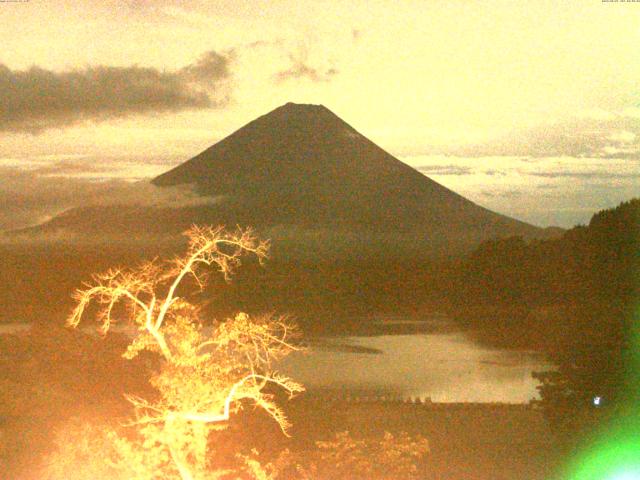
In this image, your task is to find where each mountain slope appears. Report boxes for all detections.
[1,103,564,323]
[18,103,555,256]
[153,102,545,240]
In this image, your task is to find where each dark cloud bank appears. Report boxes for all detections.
[0,50,232,133]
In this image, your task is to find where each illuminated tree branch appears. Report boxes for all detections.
[67,225,269,360]
[171,373,303,433]
[66,225,302,480]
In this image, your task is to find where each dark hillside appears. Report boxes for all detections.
[446,199,640,443]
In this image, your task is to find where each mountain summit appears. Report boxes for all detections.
[4,103,558,322]
[22,103,552,256]
[152,102,545,250]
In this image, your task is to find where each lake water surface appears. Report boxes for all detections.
[279,316,552,403]
[1,315,552,404]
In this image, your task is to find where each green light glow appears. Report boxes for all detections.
[565,302,640,480]
[608,470,640,480]
[565,434,640,480]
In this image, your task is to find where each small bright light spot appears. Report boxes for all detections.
[593,396,601,406]
[607,468,640,480]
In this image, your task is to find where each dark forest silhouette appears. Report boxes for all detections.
[447,199,640,446]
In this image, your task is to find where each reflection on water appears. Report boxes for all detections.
[1,315,552,403]
[281,317,552,404]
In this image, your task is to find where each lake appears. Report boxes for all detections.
[0,315,552,404]
[280,315,552,403]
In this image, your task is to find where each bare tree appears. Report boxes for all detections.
[66,225,304,480]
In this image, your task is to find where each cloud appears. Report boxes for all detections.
[30,160,115,176]
[622,107,640,120]
[179,50,233,86]
[0,50,233,133]
[273,50,339,83]
[576,108,618,122]
[245,40,278,49]
[0,165,219,232]
[448,108,640,159]
[607,130,636,143]
[527,170,640,180]
[483,169,508,177]
[480,189,522,198]
[161,5,214,24]
[0,154,179,180]
[417,164,473,176]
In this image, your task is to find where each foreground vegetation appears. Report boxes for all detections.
[449,199,640,454]
[1,226,429,479]
[1,322,558,479]
[1,199,637,477]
